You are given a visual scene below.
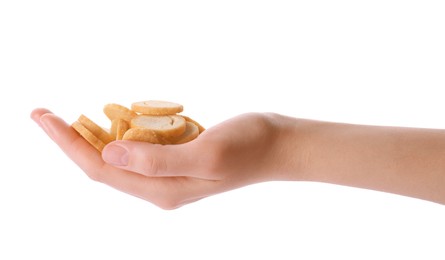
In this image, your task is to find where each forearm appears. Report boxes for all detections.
[277,115,445,204]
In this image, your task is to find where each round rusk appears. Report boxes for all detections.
[172,122,199,144]
[116,119,129,140]
[72,121,106,152]
[110,119,119,139]
[131,100,183,115]
[122,128,168,144]
[181,115,205,133]
[103,103,137,122]
[131,115,186,138]
[78,114,114,144]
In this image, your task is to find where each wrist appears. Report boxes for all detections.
[264,113,315,182]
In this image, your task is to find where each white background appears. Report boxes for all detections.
[1,1,445,259]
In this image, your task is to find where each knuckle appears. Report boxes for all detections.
[143,156,167,176]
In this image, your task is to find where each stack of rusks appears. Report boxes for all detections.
[72,100,205,152]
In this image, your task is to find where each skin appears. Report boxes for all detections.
[31,108,445,209]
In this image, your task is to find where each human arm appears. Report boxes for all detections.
[285,118,445,204]
[31,108,445,208]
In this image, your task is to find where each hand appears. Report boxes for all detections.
[32,108,445,207]
[31,108,301,209]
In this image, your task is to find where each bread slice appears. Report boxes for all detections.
[171,122,199,144]
[181,115,205,133]
[103,103,137,122]
[111,119,129,140]
[78,114,114,144]
[122,128,165,144]
[72,121,106,152]
[110,119,119,139]
[131,100,183,115]
[131,115,186,138]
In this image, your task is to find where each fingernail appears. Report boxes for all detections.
[39,114,56,139]
[31,113,43,127]
[103,144,129,166]
[30,108,52,127]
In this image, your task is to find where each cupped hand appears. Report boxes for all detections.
[31,108,297,209]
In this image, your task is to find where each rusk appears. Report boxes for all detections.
[78,114,114,144]
[103,103,137,122]
[131,100,183,115]
[72,121,106,152]
[131,115,186,138]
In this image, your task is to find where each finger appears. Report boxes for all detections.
[36,112,116,176]
[102,141,205,179]
[30,108,53,128]
[33,112,151,194]
[32,110,219,208]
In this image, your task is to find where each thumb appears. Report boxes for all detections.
[102,140,196,177]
